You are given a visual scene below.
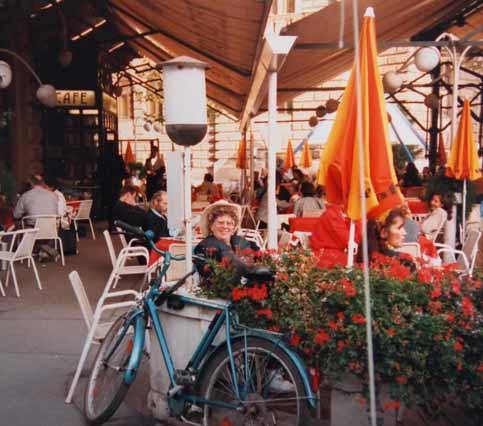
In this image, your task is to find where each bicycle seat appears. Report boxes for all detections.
[244,266,274,281]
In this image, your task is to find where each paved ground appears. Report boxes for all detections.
[0,223,157,426]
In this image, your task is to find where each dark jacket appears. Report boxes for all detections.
[145,209,170,242]
[194,235,259,277]
[112,201,148,238]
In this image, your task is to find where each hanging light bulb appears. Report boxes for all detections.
[143,120,152,132]
[383,71,403,93]
[325,98,339,113]
[414,47,440,73]
[424,93,439,109]
[153,120,163,133]
[36,84,57,107]
[0,60,12,88]
[315,105,326,118]
[308,116,318,127]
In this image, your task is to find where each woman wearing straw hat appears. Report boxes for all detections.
[194,200,259,276]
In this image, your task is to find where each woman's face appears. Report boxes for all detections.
[210,214,236,243]
[430,194,443,210]
[381,216,407,248]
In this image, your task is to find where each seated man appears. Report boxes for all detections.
[196,173,220,199]
[145,190,170,242]
[111,185,148,235]
[13,174,59,225]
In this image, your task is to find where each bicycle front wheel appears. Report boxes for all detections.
[84,314,137,425]
[199,337,309,426]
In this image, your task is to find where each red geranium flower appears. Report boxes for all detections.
[290,334,301,347]
[314,330,330,345]
[396,376,407,384]
[461,297,474,318]
[454,341,464,351]
[328,320,339,331]
[256,308,273,320]
[351,314,366,324]
[386,328,396,337]
[384,400,401,410]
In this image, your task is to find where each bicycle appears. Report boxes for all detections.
[84,220,316,425]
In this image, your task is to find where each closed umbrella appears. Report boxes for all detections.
[299,139,312,168]
[446,99,482,232]
[284,139,295,170]
[317,11,403,221]
[316,8,403,425]
[124,142,135,165]
[236,134,247,169]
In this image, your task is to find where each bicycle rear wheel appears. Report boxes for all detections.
[84,314,136,425]
[199,337,309,426]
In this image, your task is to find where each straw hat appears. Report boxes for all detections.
[198,200,242,237]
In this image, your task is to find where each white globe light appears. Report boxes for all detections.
[0,60,12,88]
[143,121,152,132]
[383,71,403,93]
[36,84,57,107]
[153,121,162,133]
[414,47,440,73]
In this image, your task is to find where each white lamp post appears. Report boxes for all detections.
[0,48,57,107]
[160,56,208,273]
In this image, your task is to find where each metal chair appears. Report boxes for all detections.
[0,228,41,297]
[396,242,421,259]
[239,228,266,250]
[437,229,481,276]
[72,199,95,241]
[22,215,65,266]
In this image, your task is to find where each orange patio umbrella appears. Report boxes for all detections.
[284,139,295,170]
[438,133,447,166]
[236,134,247,169]
[317,9,403,221]
[446,99,481,231]
[124,142,136,165]
[299,139,312,168]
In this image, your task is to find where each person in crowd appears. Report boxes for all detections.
[111,185,148,233]
[145,190,170,242]
[196,173,220,198]
[44,176,67,219]
[420,192,452,241]
[311,203,361,268]
[256,172,292,228]
[359,207,415,270]
[145,145,165,199]
[421,166,432,183]
[293,181,325,217]
[195,200,259,277]
[401,202,419,243]
[13,174,59,225]
[291,168,306,192]
[401,162,422,187]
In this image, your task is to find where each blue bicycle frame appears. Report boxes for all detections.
[111,225,317,413]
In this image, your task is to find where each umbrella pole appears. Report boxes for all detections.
[352,3,377,425]
[462,179,467,241]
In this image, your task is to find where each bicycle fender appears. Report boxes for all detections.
[123,313,146,385]
[201,332,317,408]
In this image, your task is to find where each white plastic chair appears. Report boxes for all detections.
[397,242,421,259]
[0,228,42,297]
[72,199,95,241]
[103,230,151,288]
[22,215,65,266]
[65,266,141,404]
[68,271,113,341]
[239,228,266,250]
[437,229,481,276]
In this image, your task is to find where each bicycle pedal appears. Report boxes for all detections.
[175,369,197,386]
[167,385,184,398]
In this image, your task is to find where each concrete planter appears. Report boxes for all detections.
[147,289,227,421]
[330,374,397,426]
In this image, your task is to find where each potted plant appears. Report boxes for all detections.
[198,248,483,425]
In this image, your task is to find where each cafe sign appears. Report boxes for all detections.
[56,90,96,107]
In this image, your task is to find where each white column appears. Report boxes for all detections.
[184,147,193,273]
[267,71,278,250]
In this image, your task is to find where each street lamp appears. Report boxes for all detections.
[159,56,208,272]
[0,48,57,107]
